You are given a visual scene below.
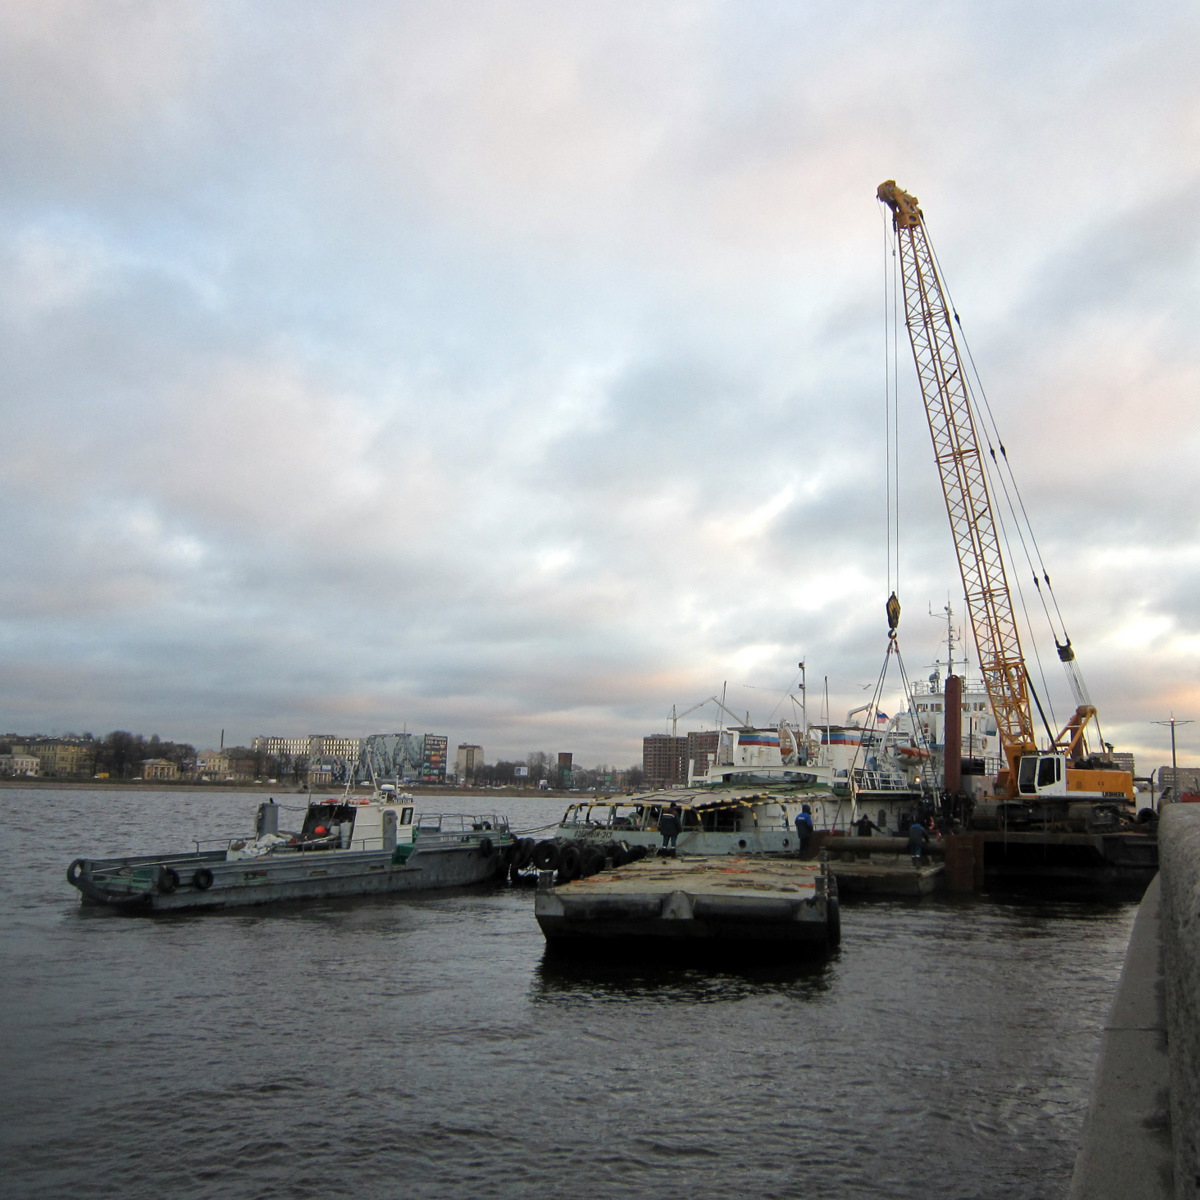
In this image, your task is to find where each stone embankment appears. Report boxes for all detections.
[1070,805,1200,1199]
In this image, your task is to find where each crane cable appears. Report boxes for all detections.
[882,207,1062,735]
[851,617,936,796]
[927,238,1076,647]
[923,234,1090,728]
[870,211,937,789]
[881,203,902,598]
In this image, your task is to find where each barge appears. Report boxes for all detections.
[67,795,513,911]
[534,854,840,956]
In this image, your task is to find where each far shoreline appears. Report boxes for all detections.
[0,778,607,799]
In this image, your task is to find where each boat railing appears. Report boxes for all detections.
[413,813,510,841]
[192,836,277,854]
[561,807,628,828]
[852,768,920,793]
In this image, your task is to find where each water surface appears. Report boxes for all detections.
[0,789,1139,1198]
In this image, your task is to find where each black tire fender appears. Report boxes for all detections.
[532,840,561,871]
[557,844,583,883]
[67,859,85,886]
[479,837,493,857]
[193,867,214,891]
[157,866,180,894]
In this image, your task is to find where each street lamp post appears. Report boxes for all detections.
[1152,715,1193,807]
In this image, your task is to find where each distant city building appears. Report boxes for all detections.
[252,735,311,757]
[210,749,258,781]
[250,731,448,784]
[142,758,180,781]
[421,734,448,783]
[455,744,483,781]
[642,734,687,787]
[686,731,720,781]
[196,749,230,778]
[557,751,573,788]
[1157,765,1200,795]
[252,734,364,759]
[0,753,41,777]
[9,739,92,777]
[309,735,363,759]
[1107,751,1135,779]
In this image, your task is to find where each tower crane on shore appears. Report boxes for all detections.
[876,180,1133,809]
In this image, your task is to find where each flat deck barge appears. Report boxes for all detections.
[534,855,839,955]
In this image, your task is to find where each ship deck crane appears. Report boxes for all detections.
[876,180,1133,808]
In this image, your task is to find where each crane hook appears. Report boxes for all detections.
[886,592,901,639]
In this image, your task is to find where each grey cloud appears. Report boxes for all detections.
[1,1,1198,769]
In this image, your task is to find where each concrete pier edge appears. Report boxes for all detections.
[1070,805,1200,1199]
[1068,874,1172,1198]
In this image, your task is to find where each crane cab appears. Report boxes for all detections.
[1016,752,1134,803]
[1017,753,1066,797]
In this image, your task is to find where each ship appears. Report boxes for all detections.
[67,793,513,911]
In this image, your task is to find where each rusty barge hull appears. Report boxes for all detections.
[816,829,1156,892]
[977,830,1158,887]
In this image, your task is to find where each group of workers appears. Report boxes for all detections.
[796,805,938,867]
[657,801,939,869]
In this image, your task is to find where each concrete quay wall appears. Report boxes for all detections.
[1159,805,1200,1198]
[1070,805,1200,1198]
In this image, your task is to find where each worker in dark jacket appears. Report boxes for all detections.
[907,818,929,867]
[794,804,814,857]
[658,803,682,856]
[855,813,881,838]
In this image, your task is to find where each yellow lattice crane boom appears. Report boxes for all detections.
[877,180,1132,805]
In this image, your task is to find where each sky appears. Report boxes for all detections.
[1,0,1198,770]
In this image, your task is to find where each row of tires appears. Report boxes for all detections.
[66,861,215,895]
[157,866,213,893]
[499,837,649,884]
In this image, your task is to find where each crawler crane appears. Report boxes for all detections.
[876,180,1133,817]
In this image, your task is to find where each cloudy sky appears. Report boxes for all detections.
[1,0,1197,769]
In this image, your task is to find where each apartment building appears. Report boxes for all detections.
[455,744,483,780]
[252,734,364,759]
[642,734,687,787]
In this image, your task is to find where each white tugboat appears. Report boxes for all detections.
[68,793,514,911]
[546,717,937,868]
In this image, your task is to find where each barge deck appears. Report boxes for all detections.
[534,854,839,956]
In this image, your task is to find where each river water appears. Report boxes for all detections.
[1,789,1141,1199]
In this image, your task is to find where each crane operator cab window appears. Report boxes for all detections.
[1018,754,1065,797]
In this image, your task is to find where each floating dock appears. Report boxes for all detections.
[818,834,946,895]
[831,860,944,895]
[533,855,839,955]
[815,828,1157,892]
